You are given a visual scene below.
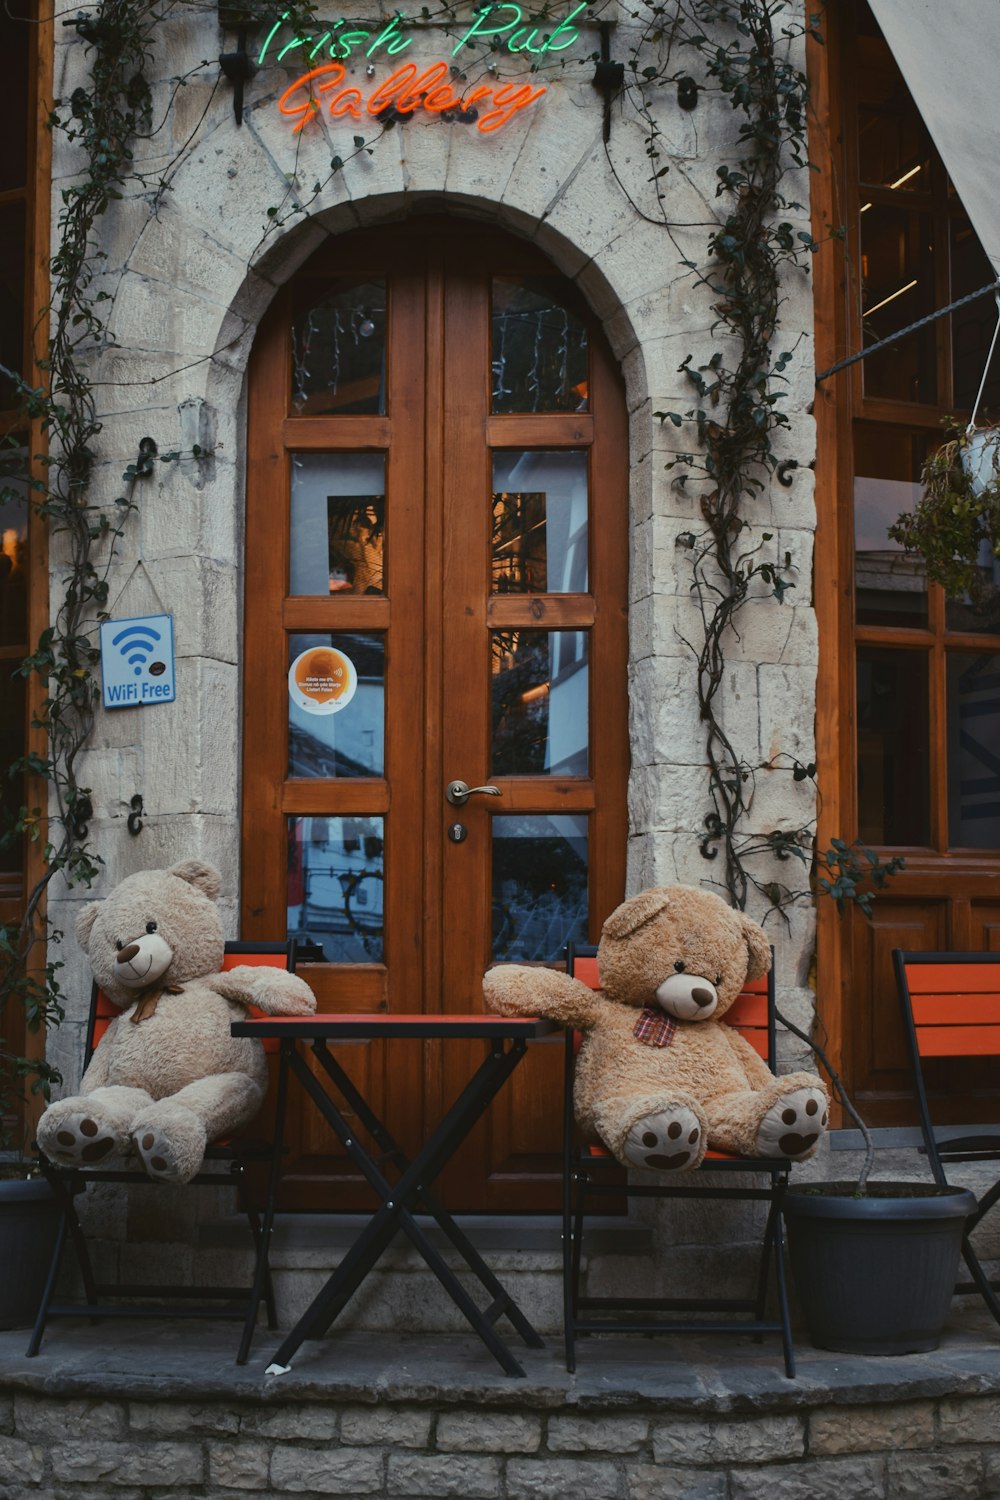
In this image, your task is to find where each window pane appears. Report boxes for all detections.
[491,278,589,414]
[492,451,588,594]
[951,217,1000,413]
[0,202,25,411]
[853,424,928,628]
[0,462,28,646]
[491,814,587,961]
[860,205,936,403]
[291,279,386,415]
[857,648,930,845]
[855,33,931,193]
[0,661,24,885]
[288,632,384,777]
[0,11,28,194]
[947,653,1000,849]
[290,453,385,596]
[491,630,588,776]
[288,815,383,962]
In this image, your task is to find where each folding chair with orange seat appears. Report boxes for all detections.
[27,941,293,1364]
[894,949,1000,1326]
[562,944,796,1377]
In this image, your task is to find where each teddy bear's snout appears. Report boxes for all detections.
[113,932,173,988]
[654,973,719,1021]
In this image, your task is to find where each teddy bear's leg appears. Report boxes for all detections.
[703,1074,829,1160]
[754,1079,829,1160]
[592,1092,708,1172]
[36,1086,153,1167]
[131,1073,265,1185]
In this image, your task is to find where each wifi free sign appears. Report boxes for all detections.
[99,614,176,708]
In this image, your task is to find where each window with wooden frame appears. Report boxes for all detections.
[813,0,1000,1128]
[0,1,49,1146]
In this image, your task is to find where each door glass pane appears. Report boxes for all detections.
[288,815,384,962]
[491,814,588,961]
[288,632,384,777]
[291,279,386,415]
[947,653,1000,849]
[860,205,936,404]
[857,647,930,845]
[290,453,385,596]
[0,463,28,646]
[491,278,589,414]
[492,451,588,594]
[491,630,588,775]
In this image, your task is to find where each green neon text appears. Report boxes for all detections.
[258,3,587,65]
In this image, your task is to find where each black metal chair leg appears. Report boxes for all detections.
[26,1208,68,1357]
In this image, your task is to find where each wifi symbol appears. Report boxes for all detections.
[112,623,162,677]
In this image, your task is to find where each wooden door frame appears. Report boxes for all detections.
[240,217,630,1211]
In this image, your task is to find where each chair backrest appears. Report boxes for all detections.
[893,948,1000,1184]
[565,943,777,1066]
[894,950,1000,1059]
[85,940,294,1067]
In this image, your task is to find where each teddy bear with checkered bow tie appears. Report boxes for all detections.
[484,884,828,1173]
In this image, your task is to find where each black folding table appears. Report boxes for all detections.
[230,1011,557,1376]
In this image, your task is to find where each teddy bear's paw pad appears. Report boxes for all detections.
[757,1087,828,1159]
[623,1107,702,1172]
[133,1129,187,1183]
[46,1115,117,1165]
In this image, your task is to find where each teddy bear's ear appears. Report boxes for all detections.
[75,901,100,950]
[741,913,772,981]
[168,860,222,901]
[601,887,672,941]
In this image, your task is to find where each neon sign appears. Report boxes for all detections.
[278,61,546,133]
[259,3,588,64]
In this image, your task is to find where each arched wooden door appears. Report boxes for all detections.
[242,220,628,1212]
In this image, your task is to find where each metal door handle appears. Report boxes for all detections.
[445,779,502,806]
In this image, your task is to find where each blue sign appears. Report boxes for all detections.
[99,614,176,708]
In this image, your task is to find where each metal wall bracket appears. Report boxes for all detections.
[219,25,255,125]
[127,794,144,836]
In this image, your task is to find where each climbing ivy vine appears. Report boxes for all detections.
[610,0,901,922]
[0,0,904,1150]
[0,0,168,1147]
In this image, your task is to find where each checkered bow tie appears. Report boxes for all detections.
[633,1008,677,1048]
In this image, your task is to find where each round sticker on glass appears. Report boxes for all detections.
[288,646,358,715]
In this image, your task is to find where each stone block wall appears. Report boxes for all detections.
[41,0,823,1262]
[4,1388,1000,1498]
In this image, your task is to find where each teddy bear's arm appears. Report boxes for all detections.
[203,967,317,1016]
[484,965,607,1030]
[720,1023,780,1090]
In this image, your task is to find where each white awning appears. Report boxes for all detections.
[869,0,1000,274]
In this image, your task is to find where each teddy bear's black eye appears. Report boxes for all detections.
[115,940,124,952]
[145,921,157,934]
[715,974,722,987]
[674,960,685,973]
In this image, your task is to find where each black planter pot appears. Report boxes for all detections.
[0,1176,60,1331]
[783,1181,977,1356]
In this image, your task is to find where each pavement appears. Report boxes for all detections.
[1,1305,1000,1413]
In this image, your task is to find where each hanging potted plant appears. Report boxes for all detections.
[888,423,1000,612]
[776,843,977,1357]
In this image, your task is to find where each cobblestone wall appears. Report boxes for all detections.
[4,1389,1000,1498]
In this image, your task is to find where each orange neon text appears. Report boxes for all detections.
[277,61,546,134]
